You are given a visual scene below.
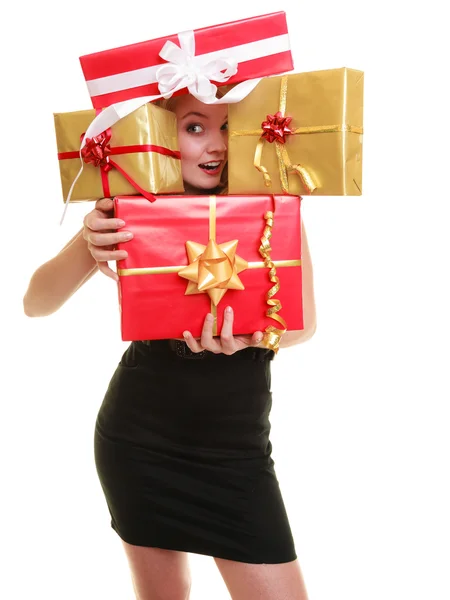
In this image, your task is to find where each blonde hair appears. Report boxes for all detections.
[153,87,233,195]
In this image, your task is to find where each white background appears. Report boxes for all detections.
[1,0,449,599]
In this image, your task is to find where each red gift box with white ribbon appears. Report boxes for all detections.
[79,12,293,109]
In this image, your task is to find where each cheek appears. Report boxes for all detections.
[178,133,200,163]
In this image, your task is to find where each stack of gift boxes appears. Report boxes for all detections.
[54,11,364,352]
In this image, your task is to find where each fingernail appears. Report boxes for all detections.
[206,313,214,321]
[122,232,133,240]
[183,331,189,339]
[117,220,126,227]
[256,335,263,343]
[225,306,233,314]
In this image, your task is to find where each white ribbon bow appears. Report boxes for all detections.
[156,30,238,102]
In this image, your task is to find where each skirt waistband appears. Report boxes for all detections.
[136,339,274,362]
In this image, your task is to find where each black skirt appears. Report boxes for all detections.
[94,340,297,564]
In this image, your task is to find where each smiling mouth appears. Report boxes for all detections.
[198,161,222,175]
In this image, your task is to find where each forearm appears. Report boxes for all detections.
[278,327,316,348]
[23,228,98,317]
[279,216,317,349]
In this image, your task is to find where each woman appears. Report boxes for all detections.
[23,92,317,600]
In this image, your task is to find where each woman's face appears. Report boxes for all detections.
[174,94,228,191]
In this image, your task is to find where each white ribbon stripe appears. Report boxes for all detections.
[86,32,291,98]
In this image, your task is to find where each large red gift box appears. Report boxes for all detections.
[80,12,293,109]
[114,194,303,342]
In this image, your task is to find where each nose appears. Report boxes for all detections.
[206,129,227,155]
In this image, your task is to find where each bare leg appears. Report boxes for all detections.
[214,557,309,600]
[121,541,192,600]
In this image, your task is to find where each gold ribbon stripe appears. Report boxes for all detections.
[117,259,301,276]
[209,195,217,330]
[230,124,364,137]
[209,195,216,239]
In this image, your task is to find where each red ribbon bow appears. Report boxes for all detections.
[261,111,293,144]
[59,120,181,202]
[81,131,113,172]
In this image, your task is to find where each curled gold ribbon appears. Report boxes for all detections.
[232,75,364,195]
[254,138,272,187]
[258,209,287,354]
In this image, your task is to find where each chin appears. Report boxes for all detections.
[184,178,222,193]
[198,180,221,190]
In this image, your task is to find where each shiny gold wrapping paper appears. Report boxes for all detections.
[54,104,184,202]
[228,67,364,196]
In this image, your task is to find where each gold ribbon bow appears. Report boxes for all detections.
[178,240,247,307]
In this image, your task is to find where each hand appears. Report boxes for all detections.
[183,306,264,355]
[83,198,133,281]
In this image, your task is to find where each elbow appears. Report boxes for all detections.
[298,322,317,344]
[279,321,317,348]
[23,276,41,317]
[309,317,317,338]
[305,322,317,341]
[23,296,40,318]
[23,295,36,318]
[297,314,318,343]
[23,294,54,318]
[301,306,318,342]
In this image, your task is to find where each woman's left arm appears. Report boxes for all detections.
[278,217,317,348]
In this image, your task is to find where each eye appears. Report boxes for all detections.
[221,122,228,131]
[186,123,204,134]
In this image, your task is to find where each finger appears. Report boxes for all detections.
[89,247,129,262]
[95,197,114,212]
[183,331,204,353]
[251,331,264,346]
[220,306,237,354]
[200,313,221,353]
[84,213,126,233]
[86,230,133,247]
[89,198,115,222]
[97,261,119,281]
[234,332,264,348]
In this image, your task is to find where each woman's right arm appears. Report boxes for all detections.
[23,198,133,317]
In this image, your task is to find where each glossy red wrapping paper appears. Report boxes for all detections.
[114,195,303,341]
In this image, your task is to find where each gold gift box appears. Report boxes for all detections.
[54,103,184,202]
[228,67,364,196]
